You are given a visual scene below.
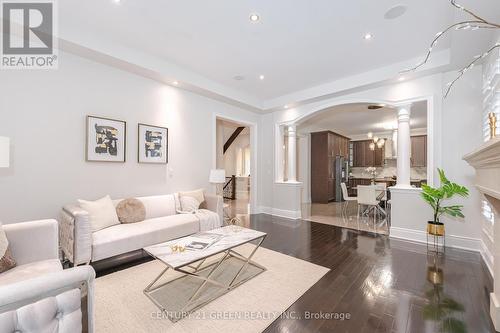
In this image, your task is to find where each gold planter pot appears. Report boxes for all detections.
[427,221,445,236]
[427,221,445,255]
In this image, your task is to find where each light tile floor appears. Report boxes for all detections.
[225,197,389,235]
[302,201,389,235]
[224,197,251,228]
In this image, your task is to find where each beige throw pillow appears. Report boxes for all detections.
[116,198,146,223]
[0,223,16,274]
[179,189,205,207]
[180,196,201,213]
[78,195,120,232]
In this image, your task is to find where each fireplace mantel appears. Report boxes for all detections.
[464,137,500,331]
[463,138,500,213]
[464,137,500,170]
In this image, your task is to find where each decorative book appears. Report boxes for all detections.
[184,233,222,251]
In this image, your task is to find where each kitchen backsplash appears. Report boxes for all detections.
[350,159,427,180]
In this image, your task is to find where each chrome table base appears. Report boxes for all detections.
[144,236,266,323]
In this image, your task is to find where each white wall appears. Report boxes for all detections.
[439,67,483,244]
[391,67,483,250]
[0,51,260,223]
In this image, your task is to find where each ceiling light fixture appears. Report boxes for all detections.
[173,81,179,85]
[259,74,265,80]
[364,33,373,40]
[249,13,260,22]
[284,105,289,109]
[398,76,405,81]
[112,0,121,3]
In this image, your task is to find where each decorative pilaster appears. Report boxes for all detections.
[396,104,412,188]
[287,125,297,182]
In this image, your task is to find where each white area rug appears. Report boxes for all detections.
[95,244,329,333]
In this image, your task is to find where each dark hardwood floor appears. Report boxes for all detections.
[96,214,494,333]
[247,214,494,333]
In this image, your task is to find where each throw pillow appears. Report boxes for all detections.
[0,223,16,273]
[116,198,146,224]
[78,195,120,232]
[180,196,201,213]
[179,189,205,206]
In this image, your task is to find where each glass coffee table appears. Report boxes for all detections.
[143,226,267,322]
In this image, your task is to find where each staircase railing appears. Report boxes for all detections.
[223,175,236,200]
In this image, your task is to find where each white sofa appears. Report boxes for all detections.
[60,193,223,266]
[0,219,95,333]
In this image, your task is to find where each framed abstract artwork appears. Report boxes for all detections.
[86,115,126,162]
[138,123,168,164]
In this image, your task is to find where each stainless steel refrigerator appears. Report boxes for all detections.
[334,156,349,202]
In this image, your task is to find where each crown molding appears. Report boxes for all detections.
[40,21,453,114]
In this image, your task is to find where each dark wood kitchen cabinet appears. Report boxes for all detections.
[311,131,350,203]
[411,135,427,167]
[352,140,384,167]
[374,144,384,166]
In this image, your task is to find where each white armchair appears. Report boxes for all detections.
[0,219,95,333]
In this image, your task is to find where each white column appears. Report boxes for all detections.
[396,104,412,188]
[287,125,297,182]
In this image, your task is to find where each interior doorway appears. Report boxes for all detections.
[216,118,252,225]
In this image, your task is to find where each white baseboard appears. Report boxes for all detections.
[258,206,301,220]
[389,227,482,252]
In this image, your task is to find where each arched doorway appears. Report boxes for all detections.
[283,101,429,234]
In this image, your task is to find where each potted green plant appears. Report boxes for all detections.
[421,169,469,236]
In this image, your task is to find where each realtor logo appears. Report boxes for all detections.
[1,0,58,69]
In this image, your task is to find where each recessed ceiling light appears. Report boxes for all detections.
[249,13,260,22]
[398,76,405,81]
[173,81,179,85]
[284,105,289,109]
[112,0,121,3]
[259,75,265,80]
[364,33,373,40]
[384,5,407,20]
